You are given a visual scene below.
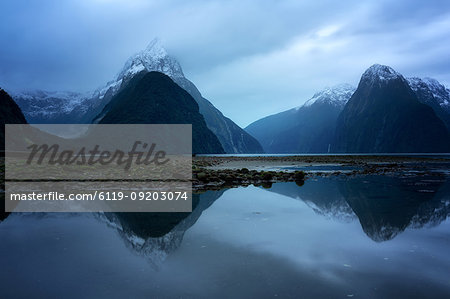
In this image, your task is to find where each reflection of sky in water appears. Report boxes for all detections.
[174,185,450,295]
[185,186,361,269]
[1,177,450,298]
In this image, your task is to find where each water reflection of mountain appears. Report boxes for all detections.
[267,178,356,223]
[2,174,449,254]
[267,176,450,242]
[0,189,225,266]
[97,189,225,266]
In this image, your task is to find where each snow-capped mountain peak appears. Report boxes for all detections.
[361,64,402,83]
[91,39,186,101]
[407,76,450,109]
[300,83,355,109]
[116,38,184,82]
[143,38,169,60]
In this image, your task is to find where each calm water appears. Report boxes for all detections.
[199,153,450,159]
[1,175,450,298]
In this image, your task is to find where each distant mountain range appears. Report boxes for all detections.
[11,39,263,154]
[246,64,450,153]
[246,84,355,153]
[4,49,450,154]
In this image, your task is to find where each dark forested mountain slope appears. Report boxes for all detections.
[334,64,450,153]
[96,72,224,154]
[1,88,28,150]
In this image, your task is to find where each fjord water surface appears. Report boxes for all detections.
[1,176,449,298]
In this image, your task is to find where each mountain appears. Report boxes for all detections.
[0,88,27,125]
[99,189,225,266]
[266,176,450,242]
[96,71,224,154]
[11,39,263,154]
[407,77,450,130]
[334,64,450,153]
[0,88,69,152]
[245,84,355,153]
[1,88,27,220]
[0,88,28,150]
[106,39,263,153]
[11,90,93,124]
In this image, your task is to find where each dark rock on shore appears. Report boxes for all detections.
[192,167,307,191]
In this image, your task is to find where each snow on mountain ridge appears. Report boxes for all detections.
[11,89,93,115]
[91,38,185,101]
[300,84,355,109]
[93,79,123,100]
[362,64,402,83]
[13,38,186,119]
[407,76,450,108]
[11,89,91,102]
[143,38,170,60]
[116,38,184,81]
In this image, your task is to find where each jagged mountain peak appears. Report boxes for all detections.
[143,38,168,59]
[116,38,184,82]
[11,37,263,153]
[334,64,450,153]
[361,64,403,84]
[91,38,185,100]
[301,83,355,109]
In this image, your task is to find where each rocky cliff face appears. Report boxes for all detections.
[334,64,450,153]
[407,77,450,131]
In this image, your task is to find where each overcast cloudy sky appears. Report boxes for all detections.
[1,0,450,126]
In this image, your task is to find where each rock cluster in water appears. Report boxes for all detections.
[192,166,306,191]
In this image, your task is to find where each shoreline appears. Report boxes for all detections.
[192,155,450,191]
